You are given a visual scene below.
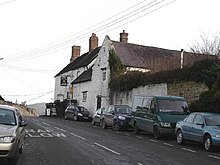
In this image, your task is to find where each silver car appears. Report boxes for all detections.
[0,104,27,165]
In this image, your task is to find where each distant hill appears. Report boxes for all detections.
[28,103,46,116]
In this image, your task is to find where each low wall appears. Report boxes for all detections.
[111,81,208,106]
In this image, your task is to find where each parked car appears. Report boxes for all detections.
[175,112,220,151]
[100,105,132,131]
[64,105,92,121]
[0,104,27,165]
[131,95,189,139]
[92,107,105,125]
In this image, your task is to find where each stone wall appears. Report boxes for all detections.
[112,81,208,106]
[167,81,209,105]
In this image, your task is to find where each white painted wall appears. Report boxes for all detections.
[72,36,112,115]
[112,83,168,107]
[54,66,88,101]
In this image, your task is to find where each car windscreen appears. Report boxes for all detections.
[115,106,131,114]
[78,106,88,112]
[205,115,220,126]
[157,100,188,112]
[0,109,16,126]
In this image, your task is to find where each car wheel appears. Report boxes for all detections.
[8,148,19,165]
[204,134,213,151]
[73,115,78,121]
[133,122,140,134]
[112,121,120,131]
[19,145,23,154]
[64,115,68,120]
[176,130,185,145]
[92,119,95,125]
[101,119,106,129]
[153,126,161,139]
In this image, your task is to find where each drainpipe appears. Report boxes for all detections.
[180,49,184,69]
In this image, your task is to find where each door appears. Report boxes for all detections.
[96,95,101,110]
[136,98,152,131]
[190,114,204,142]
[104,106,114,125]
[182,113,196,139]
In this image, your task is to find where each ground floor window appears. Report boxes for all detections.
[82,91,88,102]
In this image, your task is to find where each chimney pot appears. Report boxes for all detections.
[89,33,99,51]
[120,30,128,43]
[70,45,80,63]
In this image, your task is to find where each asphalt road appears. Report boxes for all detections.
[4,116,220,165]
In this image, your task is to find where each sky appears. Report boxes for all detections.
[0,0,220,105]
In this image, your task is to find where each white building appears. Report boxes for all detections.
[54,30,215,116]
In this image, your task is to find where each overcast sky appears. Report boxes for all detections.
[0,0,219,105]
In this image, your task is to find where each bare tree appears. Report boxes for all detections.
[190,32,220,56]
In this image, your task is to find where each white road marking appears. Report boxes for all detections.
[125,133,130,136]
[42,122,51,126]
[181,148,196,153]
[137,163,143,165]
[59,128,67,132]
[149,139,158,143]
[136,136,143,139]
[70,132,86,140]
[163,143,173,147]
[208,155,220,160]
[94,142,121,155]
[53,127,66,132]
[54,126,60,130]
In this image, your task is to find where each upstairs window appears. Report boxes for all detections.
[101,68,106,81]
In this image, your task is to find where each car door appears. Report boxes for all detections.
[139,98,153,131]
[181,113,196,139]
[68,107,75,119]
[190,114,204,142]
[106,106,115,125]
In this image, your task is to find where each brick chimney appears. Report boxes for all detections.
[120,30,128,43]
[70,45,80,63]
[89,33,98,51]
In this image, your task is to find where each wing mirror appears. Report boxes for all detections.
[19,120,27,127]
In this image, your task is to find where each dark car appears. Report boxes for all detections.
[175,112,220,151]
[91,107,105,125]
[100,105,132,131]
[0,104,27,165]
[64,105,92,121]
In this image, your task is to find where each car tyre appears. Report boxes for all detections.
[101,119,106,129]
[64,114,68,120]
[19,145,23,154]
[112,121,120,131]
[204,134,213,151]
[8,148,19,165]
[153,126,161,139]
[73,115,78,121]
[91,119,95,125]
[176,130,185,145]
[133,122,140,134]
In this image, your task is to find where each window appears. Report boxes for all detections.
[101,68,106,81]
[82,91,87,102]
[186,114,195,123]
[193,115,203,125]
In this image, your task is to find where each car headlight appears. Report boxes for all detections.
[215,134,220,138]
[118,116,125,120]
[77,113,83,116]
[160,122,171,127]
[0,136,16,143]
